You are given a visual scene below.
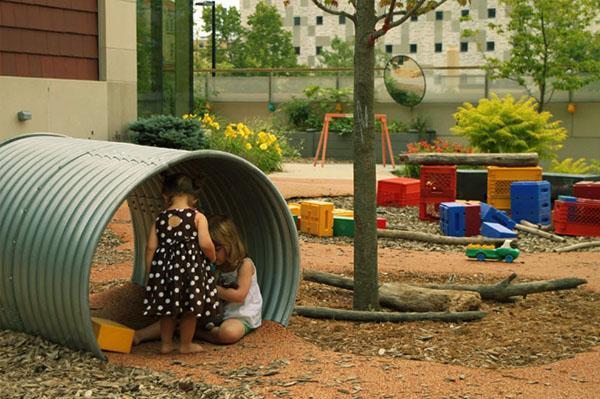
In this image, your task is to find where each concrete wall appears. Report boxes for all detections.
[210,101,600,163]
[0,0,137,142]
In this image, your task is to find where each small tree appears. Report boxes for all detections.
[284,0,467,310]
[485,0,600,111]
[199,5,246,67]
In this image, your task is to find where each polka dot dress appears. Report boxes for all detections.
[143,208,220,320]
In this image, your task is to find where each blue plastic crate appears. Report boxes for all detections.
[511,181,551,201]
[480,202,517,229]
[481,222,518,238]
[440,202,466,236]
[512,208,552,225]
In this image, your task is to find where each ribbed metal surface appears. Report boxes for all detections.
[0,134,300,358]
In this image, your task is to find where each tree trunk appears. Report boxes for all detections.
[352,1,378,310]
[398,153,539,166]
[426,273,587,301]
[377,229,509,245]
[303,270,482,312]
[294,306,487,322]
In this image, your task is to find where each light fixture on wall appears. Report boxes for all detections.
[17,111,32,121]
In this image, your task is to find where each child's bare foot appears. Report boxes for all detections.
[160,342,175,354]
[179,343,204,354]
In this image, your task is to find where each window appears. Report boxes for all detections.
[461,9,469,17]
[316,46,322,55]
[488,8,496,18]
[316,16,323,25]
[435,42,443,52]
[339,15,346,24]
[486,41,495,51]
[435,11,443,20]
[460,42,468,52]
[295,47,300,55]
[411,14,418,21]
[409,43,417,53]
[293,16,301,26]
[385,44,393,54]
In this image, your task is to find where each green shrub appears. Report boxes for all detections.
[451,94,567,160]
[550,158,600,174]
[129,115,207,150]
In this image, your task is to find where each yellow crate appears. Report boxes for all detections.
[300,200,334,237]
[333,208,354,217]
[287,203,301,217]
[92,317,134,354]
[487,166,542,210]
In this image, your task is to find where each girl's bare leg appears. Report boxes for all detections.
[160,316,177,354]
[179,312,203,353]
[133,321,161,345]
[196,319,246,345]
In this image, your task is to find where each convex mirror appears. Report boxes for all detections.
[384,55,426,107]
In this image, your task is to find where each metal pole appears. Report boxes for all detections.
[211,1,216,77]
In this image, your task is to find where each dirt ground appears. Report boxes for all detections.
[87,178,600,399]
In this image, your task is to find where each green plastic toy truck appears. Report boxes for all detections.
[466,240,520,263]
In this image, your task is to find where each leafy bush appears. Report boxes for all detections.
[550,158,600,174]
[129,115,207,150]
[451,94,567,160]
[402,139,473,178]
[194,114,288,173]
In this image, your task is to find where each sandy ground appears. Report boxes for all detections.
[91,174,600,399]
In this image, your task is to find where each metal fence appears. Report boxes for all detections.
[194,67,600,104]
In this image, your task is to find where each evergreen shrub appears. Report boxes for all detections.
[128,115,207,150]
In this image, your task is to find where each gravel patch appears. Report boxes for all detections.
[293,196,598,253]
[92,228,132,265]
[0,330,259,398]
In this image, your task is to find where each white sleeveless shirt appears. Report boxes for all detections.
[220,258,262,329]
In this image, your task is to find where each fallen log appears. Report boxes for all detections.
[515,223,566,242]
[426,273,588,301]
[294,306,487,322]
[554,240,600,253]
[303,269,482,312]
[377,229,508,245]
[519,219,552,231]
[398,152,539,166]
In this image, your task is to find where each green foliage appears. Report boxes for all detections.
[318,36,354,68]
[199,5,246,67]
[281,85,353,131]
[451,94,567,160]
[485,0,600,111]
[550,158,600,174]
[383,74,423,107]
[129,115,207,150]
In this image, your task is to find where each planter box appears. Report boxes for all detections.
[287,130,421,162]
[457,170,600,202]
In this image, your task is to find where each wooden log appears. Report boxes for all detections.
[519,219,552,231]
[515,223,566,242]
[303,270,482,312]
[377,229,508,245]
[398,152,539,166]
[426,273,588,301]
[294,306,487,322]
[554,240,600,253]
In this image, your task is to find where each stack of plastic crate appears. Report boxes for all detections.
[573,181,600,200]
[439,201,481,237]
[553,198,600,237]
[487,166,542,210]
[510,181,552,225]
[300,200,334,237]
[376,177,420,207]
[419,166,457,221]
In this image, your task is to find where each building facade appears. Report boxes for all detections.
[240,0,509,67]
[0,0,137,141]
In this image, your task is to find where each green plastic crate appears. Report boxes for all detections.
[333,216,355,237]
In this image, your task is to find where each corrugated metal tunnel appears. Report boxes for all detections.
[0,134,300,358]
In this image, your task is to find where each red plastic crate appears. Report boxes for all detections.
[376,217,387,229]
[464,203,481,237]
[573,181,600,200]
[377,177,420,207]
[553,199,600,237]
[419,197,455,221]
[420,165,457,200]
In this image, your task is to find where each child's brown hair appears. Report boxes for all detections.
[161,173,201,206]
[208,215,247,271]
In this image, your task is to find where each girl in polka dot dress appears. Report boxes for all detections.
[143,173,219,354]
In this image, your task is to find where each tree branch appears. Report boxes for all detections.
[370,0,430,42]
[311,0,355,22]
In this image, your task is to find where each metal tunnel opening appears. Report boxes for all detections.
[0,135,300,359]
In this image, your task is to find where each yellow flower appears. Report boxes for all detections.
[275,144,282,155]
[259,143,268,150]
[245,142,252,150]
